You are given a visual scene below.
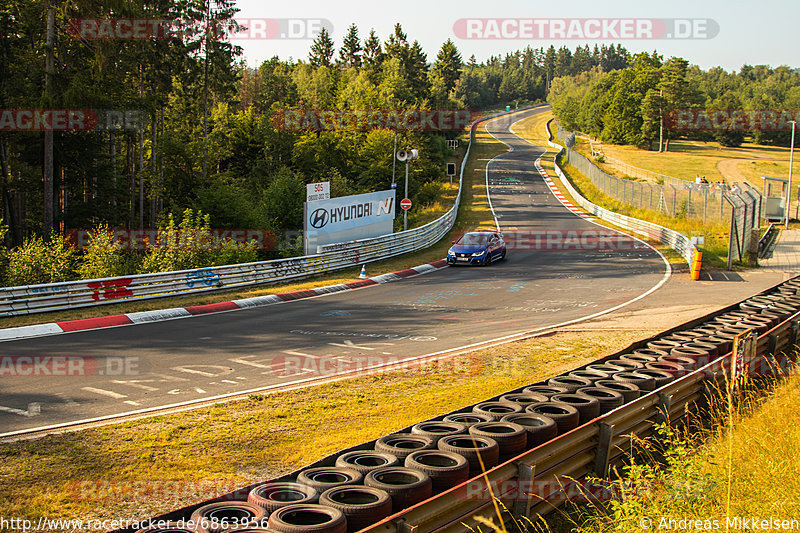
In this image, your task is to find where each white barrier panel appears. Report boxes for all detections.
[304,189,396,253]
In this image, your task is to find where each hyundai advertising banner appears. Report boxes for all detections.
[304,190,396,254]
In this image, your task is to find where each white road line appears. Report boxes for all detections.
[123,400,140,406]
[82,387,127,399]
[0,403,40,417]
[111,380,158,392]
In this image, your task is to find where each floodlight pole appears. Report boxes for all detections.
[392,130,397,188]
[404,160,409,231]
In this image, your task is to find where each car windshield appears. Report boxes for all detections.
[457,233,491,246]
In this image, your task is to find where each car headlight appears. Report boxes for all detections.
[472,251,486,257]
[447,249,455,256]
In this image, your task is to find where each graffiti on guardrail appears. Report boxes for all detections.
[307,256,331,274]
[88,278,134,301]
[272,258,305,278]
[185,269,222,289]
[28,284,71,295]
[353,242,385,264]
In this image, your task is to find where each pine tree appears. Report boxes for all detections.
[384,23,408,62]
[309,27,335,68]
[431,39,462,95]
[338,24,362,70]
[362,29,384,71]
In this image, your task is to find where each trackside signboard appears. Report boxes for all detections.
[304,190,396,254]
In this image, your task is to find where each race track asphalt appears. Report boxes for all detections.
[0,107,668,435]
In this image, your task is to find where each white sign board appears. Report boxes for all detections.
[306,181,331,202]
[304,190,396,254]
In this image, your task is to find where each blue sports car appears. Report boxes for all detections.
[446,230,507,266]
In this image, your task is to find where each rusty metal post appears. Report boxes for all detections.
[594,422,615,478]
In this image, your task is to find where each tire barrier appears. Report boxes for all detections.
[333,452,399,476]
[247,482,319,513]
[404,451,470,494]
[363,467,433,513]
[114,274,800,533]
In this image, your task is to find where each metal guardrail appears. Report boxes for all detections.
[0,106,545,318]
[110,275,800,533]
[759,223,779,259]
[545,121,702,276]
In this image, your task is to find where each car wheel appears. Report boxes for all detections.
[482,253,491,266]
[500,249,506,261]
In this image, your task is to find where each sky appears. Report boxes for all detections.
[231,0,800,72]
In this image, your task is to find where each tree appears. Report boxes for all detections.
[658,57,703,151]
[338,24,362,70]
[405,41,430,101]
[309,27,335,68]
[431,39,463,95]
[384,23,409,63]
[262,168,305,231]
[363,29,384,72]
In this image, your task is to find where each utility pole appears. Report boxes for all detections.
[788,120,796,228]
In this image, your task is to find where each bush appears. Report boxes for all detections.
[138,209,212,273]
[138,208,264,273]
[6,234,77,286]
[416,180,445,206]
[208,238,259,267]
[77,224,130,279]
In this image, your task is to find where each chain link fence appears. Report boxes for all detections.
[554,121,760,269]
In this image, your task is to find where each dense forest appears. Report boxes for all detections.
[549,52,800,150]
[0,0,637,284]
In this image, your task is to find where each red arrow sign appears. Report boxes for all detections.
[400,198,412,210]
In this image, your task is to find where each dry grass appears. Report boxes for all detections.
[538,368,800,533]
[0,323,647,530]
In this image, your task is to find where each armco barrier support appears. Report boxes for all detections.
[545,119,701,277]
[0,106,546,318]
[111,275,800,533]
